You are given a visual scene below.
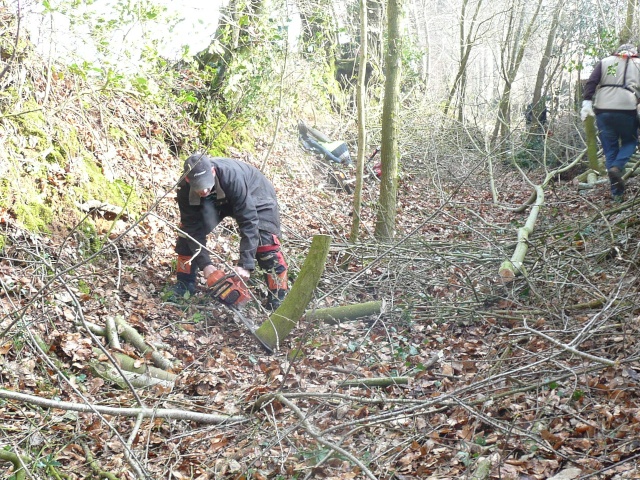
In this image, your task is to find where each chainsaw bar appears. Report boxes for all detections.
[229,307,274,355]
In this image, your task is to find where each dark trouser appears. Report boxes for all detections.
[596,111,638,195]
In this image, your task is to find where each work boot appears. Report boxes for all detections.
[608,167,625,198]
[164,272,196,302]
[265,289,287,311]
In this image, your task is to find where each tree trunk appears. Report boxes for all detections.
[619,0,636,44]
[255,235,331,351]
[374,0,403,241]
[350,0,369,243]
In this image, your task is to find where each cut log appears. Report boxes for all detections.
[255,234,331,351]
[499,185,543,280]
[305,301,382,325]
[584,116,604,174]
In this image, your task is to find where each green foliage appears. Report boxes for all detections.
[77,280,90,295]
[565,26,618,73]
[583,28,618,62]
[571,389,585,401]
[474,435,487,446]
[401,37,426,89]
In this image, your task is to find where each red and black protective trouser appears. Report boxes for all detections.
[256,231,288,293]
[175,230,288,291]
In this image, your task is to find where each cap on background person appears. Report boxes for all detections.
[616,43,638,57]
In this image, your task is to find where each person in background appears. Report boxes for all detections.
[168,153,289,310]
[581,42,640,202]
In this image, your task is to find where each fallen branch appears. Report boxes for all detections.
[93,349,177,382]
[114,316,174,371]
[305,301,383,325]
[340,377,409,388]
[520,323,616,366]
[0,389,246,424]
[90,359,174,389]
[500,152,583,280]
[105,316,121,350]
[81,442,121,480]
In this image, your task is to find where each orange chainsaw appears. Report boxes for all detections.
[206,270,251,307]
[206,270,273,354]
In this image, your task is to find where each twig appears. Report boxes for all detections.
[275,394,378,480]
[520,320,616,366]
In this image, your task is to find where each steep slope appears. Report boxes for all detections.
[2,6,640,479]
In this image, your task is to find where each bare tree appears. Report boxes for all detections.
[350,0,369,243]
[490,0,543,150]
[443,0,485,122]
[526,0,565,138]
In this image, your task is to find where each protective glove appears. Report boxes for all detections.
[234,266,251,281]
[580,100,595,121]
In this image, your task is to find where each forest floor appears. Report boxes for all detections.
[2,107,640,480]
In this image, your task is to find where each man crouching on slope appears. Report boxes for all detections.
[167,153,289,310]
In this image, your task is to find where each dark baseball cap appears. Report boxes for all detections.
[184,154,214,204]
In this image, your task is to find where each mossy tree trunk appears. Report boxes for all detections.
[255,235,331,350]
[374,0,403,241]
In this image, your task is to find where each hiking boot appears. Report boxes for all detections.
[608,167,625,196]
[265,289,287,311]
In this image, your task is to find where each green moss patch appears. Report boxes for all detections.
[14,201,54,233]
